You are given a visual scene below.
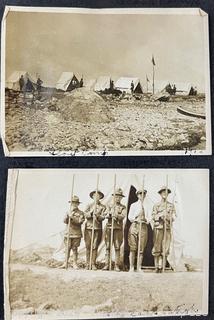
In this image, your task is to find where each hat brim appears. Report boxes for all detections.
[136,190,147,195]
[90,191,104,199]
[112,193,125,197]
[158,188,171,194]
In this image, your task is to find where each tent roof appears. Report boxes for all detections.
[174,82,192,92]
[56,72,75,91]
[115,77,140,91]
[7,71,28,82]
[85,79,96,90]
[94,76,111,91]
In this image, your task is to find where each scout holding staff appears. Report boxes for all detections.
[84,187,106,270]
[152,185,176,273]
[102,188,126,271]
[128,188,148,272]
[61,195,85,269]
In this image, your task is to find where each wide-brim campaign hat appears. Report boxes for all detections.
[136,189,147,195]
[69,195,81,203]
[158,186,171,194]
[112,188,125,197]
[90,190,104,199]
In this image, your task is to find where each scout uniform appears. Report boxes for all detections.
[62,195,85,269]
[128,189,148,272]
[102,188,126,271]
[84,190,106,270]
[152,186,176,272]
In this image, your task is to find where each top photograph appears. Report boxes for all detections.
[0,7,211,156]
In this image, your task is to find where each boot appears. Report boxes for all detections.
[115,250,120,272]
[102,250,110,270]
[72,249,78,270]
[154,256,159,273]
[129,251,136,272]
[136,254,144,272]
[158,256,163,273]
[92,249,97,270]
[86,249,90,270]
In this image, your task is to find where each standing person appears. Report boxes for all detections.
[19,75,25,92]
[128,189,148,272]
[84,190,106,270]
[131,80,134,94]
[36,77,43,94]
[61,195,85,269]
[152,186,176,273]
[102,188,126,272]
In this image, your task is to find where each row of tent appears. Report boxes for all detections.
[6,70,196,96]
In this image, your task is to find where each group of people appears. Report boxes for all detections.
[61,186,176,273]
[19,74,43,94]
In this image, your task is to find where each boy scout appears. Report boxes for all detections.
[102,188,126,272]
[152,186,176,273]
[84,190,106,270]
[128,189,148,272]
[61,195,85,269]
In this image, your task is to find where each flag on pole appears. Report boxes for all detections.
[146,75,150,82]
[152,55,156,66]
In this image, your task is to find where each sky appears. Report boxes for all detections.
[8,169,209,259]
[5,10,208,91]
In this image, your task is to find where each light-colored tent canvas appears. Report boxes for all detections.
[6,71,36,90]
[85,79,96,91]
[94,76,111,92]
[56,72,78,91]
[174,82,192,95]
[153,80,171,94]
[115,77,143,94]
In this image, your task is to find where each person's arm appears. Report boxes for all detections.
[96,204,106,221]
[128,204,136,223]
[64,213,69,224]
[116,206,126,221]
[84,204,93,219]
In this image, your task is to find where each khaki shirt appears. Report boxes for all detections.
[105,203,126,230]
[152,201,176,230]
[85,202,106,230]
[64,208,85,238]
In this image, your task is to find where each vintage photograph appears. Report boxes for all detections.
[4,169,209,319]
[1,7,211,156]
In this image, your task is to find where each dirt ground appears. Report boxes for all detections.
[5,89,206,153]
[8,263,204,319]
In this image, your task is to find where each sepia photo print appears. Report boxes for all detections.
[1,7,211,156]
[4,169,209,319]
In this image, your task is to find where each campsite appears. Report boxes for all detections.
[5,73,206,153]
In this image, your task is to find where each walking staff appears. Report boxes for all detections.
[65,174,75,269]
[89,174,100,270]
[109,174,116,271]
[162,175,168,273]
[136,175,145,272]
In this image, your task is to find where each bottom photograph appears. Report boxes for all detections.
[4,169,209,319]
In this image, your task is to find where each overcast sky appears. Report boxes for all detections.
[9,169,209,259]
[5,10,208,91]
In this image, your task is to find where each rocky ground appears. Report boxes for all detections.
[9,263,204,319]
[5,88,206,153]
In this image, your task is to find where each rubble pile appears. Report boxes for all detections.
[57,88,114,123]
[5,90,206,152]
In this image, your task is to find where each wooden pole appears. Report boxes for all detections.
[152,64,155,95]
[89,174,100,270]
[136,175,145,272]
[109,174,116,271]
[162,175,168,273]
[65,174,75,269]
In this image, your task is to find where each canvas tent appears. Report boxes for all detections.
[115,77,143,94]
[6,71,36,91]
[85,79,96,91]
[174,82,192,96]
[94,76,112,92]
[56,72,79,91]
[152,80,171,94]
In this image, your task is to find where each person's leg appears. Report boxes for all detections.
[128,224,137,272]
[152,228,163,272]
[72,247,78,270]
[137,225,148,272]
[114,229,122,272]
[103,227,110,270]
[92,230,100,270]
[84,229,91,269]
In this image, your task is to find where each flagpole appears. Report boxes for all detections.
[146,75,148,93]
[152,63,155,95]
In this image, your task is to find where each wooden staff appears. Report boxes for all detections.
[137,175,145,272]
[109,174,116,271]
[65,174,75,269]
[162,175,169,273]
[89,174,100,270]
